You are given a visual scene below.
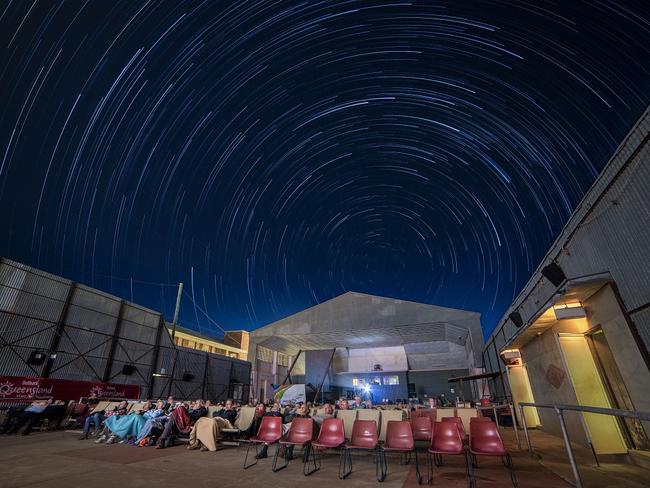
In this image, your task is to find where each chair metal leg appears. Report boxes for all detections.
[427,452,433,485]
[465,450,475,488]
[377,448,387,482]
[414,448,422,485]
[304,444,319,476]
[339,448,353,479]
[273,443,289,472]
[503,454,518,488]
[243,442,259,469]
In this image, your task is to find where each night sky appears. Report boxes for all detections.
[1,1,649,339]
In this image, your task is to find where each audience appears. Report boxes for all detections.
[1,398,53,435]
[187,398,237,452]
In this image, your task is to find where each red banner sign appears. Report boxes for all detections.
[0,375,141,400]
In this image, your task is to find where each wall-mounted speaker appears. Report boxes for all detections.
[542,262,566,287]
[27,350,47,365]
[182,372,195,382]
[121,364,136,375]
[509,311,524,328]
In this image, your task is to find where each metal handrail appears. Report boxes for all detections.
[518,401,650,488]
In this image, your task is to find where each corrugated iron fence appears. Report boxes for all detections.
[0,257,250,402]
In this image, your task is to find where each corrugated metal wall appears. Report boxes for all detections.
[482,105,650,391]
[0,257,250,402]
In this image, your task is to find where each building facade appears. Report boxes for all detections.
[483,106,650,457]
[168,325,249,361]
[248,291,484,404]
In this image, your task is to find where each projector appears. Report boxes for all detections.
[373,364,382,371]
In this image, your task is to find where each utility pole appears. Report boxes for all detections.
[168,282,183,398]
[170,282,183,342]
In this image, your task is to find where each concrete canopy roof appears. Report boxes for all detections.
[249,292,484,366]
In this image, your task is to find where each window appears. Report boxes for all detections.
[181,339,189,347]
[383,375,399,385]
[371,376,381,385]
[352,378,359,386]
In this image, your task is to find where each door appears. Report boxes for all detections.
[558,333,628,454]
[506,364,541,427]
[587,327,649,449]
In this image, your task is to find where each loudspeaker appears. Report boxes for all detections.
[373,364,382,371]
[542,262,566,287]
[182,372,195,382]
[121,364,136,375]
[27,350,47,365]
[509,311,524,328]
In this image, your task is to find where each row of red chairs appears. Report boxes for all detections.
[242,415,517,487]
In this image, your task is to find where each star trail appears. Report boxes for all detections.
[1,0,649,337]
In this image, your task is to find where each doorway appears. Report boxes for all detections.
[586,327,649,449]
[557,333,628,454]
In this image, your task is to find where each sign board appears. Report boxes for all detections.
[0,375,141,400]
[273,384,306,405]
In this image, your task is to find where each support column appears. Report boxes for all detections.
[102,300,126,383]
[41,283,77,378]
[147,316,165,399]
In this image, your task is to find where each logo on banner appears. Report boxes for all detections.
[0,379,54,398]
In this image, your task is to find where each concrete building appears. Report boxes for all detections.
[167,325,249,360]
[483,106,650,460]
[248,291,484,403]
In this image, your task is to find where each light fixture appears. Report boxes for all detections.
[362,384,371,393]
[553,302,586,320]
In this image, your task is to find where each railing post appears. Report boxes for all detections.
[519,404,532,454]
[493,406,499,428]
[554,407,583,488]
[509,403,521,450]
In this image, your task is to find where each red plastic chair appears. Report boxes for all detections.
[442,416,468,444]
[340,420,380,479]
[413,408,437,422]
[411,416,434,442]
[427,421,470,485]
[469,420,518,487]
[273,418,315,475]
[243,416,283,469]
[310,418,346,475]
[380,420,421,483]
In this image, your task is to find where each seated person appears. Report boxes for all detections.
[104,400,153,443]
[95,401,128,443]
[312,403,334,425]
[156,399,207,449]
[253,402,284,459]
[277,402,316,460]
[79,397,106,440]
[187,398,237,452]
[1,398,53,435]
[135,400,166,444]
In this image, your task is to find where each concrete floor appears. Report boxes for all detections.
[0,427,647,487]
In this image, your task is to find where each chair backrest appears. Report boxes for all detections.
[129,402,145,412]
[456,408,478,429]
[235,405,256,430]
[73,402,88,416]
[285,417,314,444]
[469,420,507,455]
[315,418,345,447]
[410,415,433,441]
[384,421,414,450]
[430,421,464,454]
[379,409,404,441]
[350,420,379,449]
[207,406,220,418]
[335,409,357,439]
[255,416,283,443]
[90,401,110,413]
[441,416,467,440]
